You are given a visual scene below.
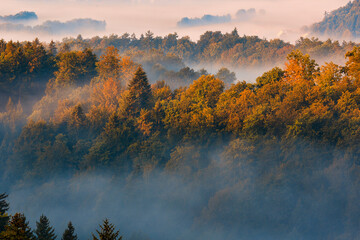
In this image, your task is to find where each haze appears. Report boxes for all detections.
[0,0,350,42]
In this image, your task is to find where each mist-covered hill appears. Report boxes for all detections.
[310,0,360,39]
[1,35,360,239]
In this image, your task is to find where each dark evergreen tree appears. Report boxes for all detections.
[0,193,9,232]
[92,219,122,240]
[0,213,34,240]
[34,215,56,240]
[125,67,153,117]
[61,222,77,240]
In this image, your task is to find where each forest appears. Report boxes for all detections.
[310,0,360,39]
[1,30,360,239]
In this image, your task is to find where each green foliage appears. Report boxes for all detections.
[92,219,122,240]
[34,215,56,240]
[256,67,284,87]
[124,67,153,117]
[84,114,138,171]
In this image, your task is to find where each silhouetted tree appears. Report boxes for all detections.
[61,222,77,240]
[34,215,56,240]
[92,219,122,240]
[0,193,9,232]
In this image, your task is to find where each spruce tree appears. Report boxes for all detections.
[0,193,9,232]
[125,67,153,117]
[92,219,122,240]
[34,215,56,240]
[61,222,77,240]
[0,213,34,240]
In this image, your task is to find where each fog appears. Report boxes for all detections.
[0,0,351,42]
[5,140,359,240]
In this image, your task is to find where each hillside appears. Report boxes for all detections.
[2,38,360,239]
[311,0,360,39]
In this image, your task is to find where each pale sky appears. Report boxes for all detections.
[0,0,351,42]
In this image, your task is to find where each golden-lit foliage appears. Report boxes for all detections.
[96,46,122,83]
[345,46,360,87]
[285,50,318,84]
[119,57,139,85]
[51,49,96,90]
[91,77,122,114]
[3,35,360,240]
[4,44,360,190]
[163,75,224,137]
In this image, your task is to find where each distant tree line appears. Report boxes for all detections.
[60,30,358,68]
[311,0,360,39]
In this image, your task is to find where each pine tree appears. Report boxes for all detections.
[125,67,153,117]
[92,219,122,240]
[34,215,56,240]
[61,222,77,240]
[0,193,9,232]
[0,213,34,240]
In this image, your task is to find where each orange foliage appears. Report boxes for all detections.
[91,78,122,114]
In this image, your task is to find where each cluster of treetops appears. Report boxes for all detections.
[0,193,124,240]
[310,0,360,39]
[61,29,358,67]
[1,33,360,239]
[1,33,360,183]
[1,29,359,110]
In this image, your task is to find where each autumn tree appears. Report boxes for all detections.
[34,215,56,240]
[285,50,318,83]
[92,219,122,240]
[49,49,97,89]
[91,78,122,115]
[61,222,77,240]
[0,213,34,240]
[95,47,122,83]
[345,46,360,86]
[164,75,224,139]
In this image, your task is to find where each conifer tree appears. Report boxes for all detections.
[0,193,9,232]
[125,67,153,117]
[34,215,56,240]
[61,222,77,240]
[0,213,34,240]
[92,219,122,240]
